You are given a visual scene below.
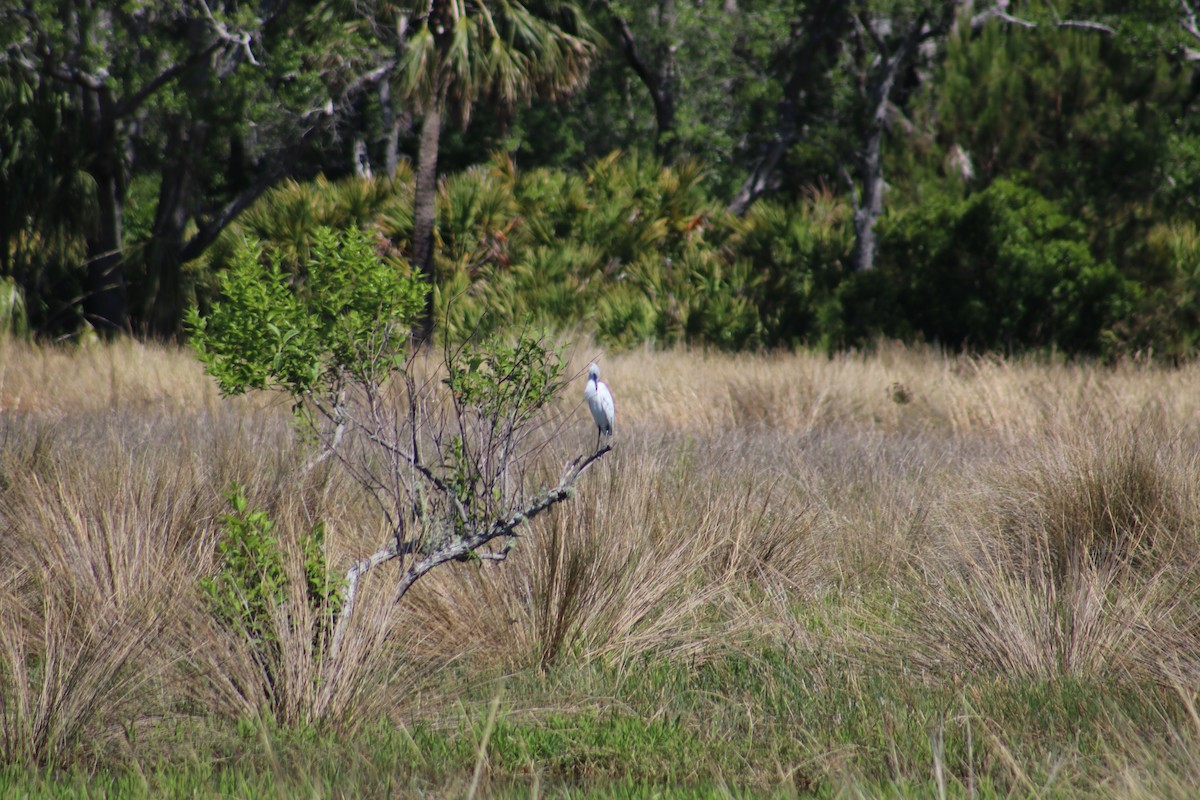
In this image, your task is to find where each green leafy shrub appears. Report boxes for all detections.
[201,485,343,696]
[1111,221,1200,358]
[188,226,608,726]
[187,226,426,395]
[728,192,854,347]
[0,276,28,338]
[868,179,1133,353]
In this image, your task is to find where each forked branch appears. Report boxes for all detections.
[328,444,612,663]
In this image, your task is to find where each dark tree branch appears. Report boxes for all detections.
[114,41,223,119]
[728,1,852,215]
[179,168,295,262]
[596,0,676,159]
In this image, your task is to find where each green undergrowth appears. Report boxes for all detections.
[0,646,1188,798]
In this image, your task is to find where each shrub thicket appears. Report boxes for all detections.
[866,179,1133,352]
[193,155,1181,356]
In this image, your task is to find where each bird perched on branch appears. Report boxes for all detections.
[584,362,615,450]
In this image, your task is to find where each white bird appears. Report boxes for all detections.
[583,362,615,450]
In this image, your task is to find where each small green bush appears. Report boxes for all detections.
[201,485,343,697]
[728,195,853,347]
[0,276,28,338]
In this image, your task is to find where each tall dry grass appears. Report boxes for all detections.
[2,336,1200,790]
[398,430,814,671]
[900,416,1200,685]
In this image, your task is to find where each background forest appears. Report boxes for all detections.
[5,0,1200,356]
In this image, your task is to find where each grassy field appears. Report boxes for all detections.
[2,337,1200,797]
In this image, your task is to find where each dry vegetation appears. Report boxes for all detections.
[3,336,1200,797]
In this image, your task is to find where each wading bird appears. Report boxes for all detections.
[584,362,615,450]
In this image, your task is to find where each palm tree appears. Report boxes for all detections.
[394,0,598,332]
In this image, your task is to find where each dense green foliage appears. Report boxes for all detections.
[187,226,427,395]
[4,0,1200,355]
[194,157,1147,354]
[863,179,1133,351]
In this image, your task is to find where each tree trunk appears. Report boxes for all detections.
[412,100,443,336]
[380,80,404,180]
[728,1,852,215]
[653,0,678,161]
[81,90,128,333]
[142,120,204,337]
[851,123,886,273]
[849,16,926,273]
[602,0,679,162]
[84,191,128,332]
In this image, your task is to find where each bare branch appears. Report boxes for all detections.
[300,393,347,474]
[1053,20,1117,34]
[972,2,1115,35]
[198,0,262,66]
[388,444,613,603]
[1182,0,1200,45]
[597,0,656,99]
[327,444,612,663]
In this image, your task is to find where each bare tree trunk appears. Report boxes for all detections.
[412,100,442,337]
[654,0,678,161]
[379,80,405,180]
[849,12,934,273]
[850,57,901,274]
[851,119,887,273]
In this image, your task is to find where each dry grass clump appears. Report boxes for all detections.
[0,411,222,764]
[904,416,1200,684]
[159,449,441,731]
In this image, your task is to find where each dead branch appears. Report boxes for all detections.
[327,444,612,663]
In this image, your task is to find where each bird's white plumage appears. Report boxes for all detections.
[584,362,615,446]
